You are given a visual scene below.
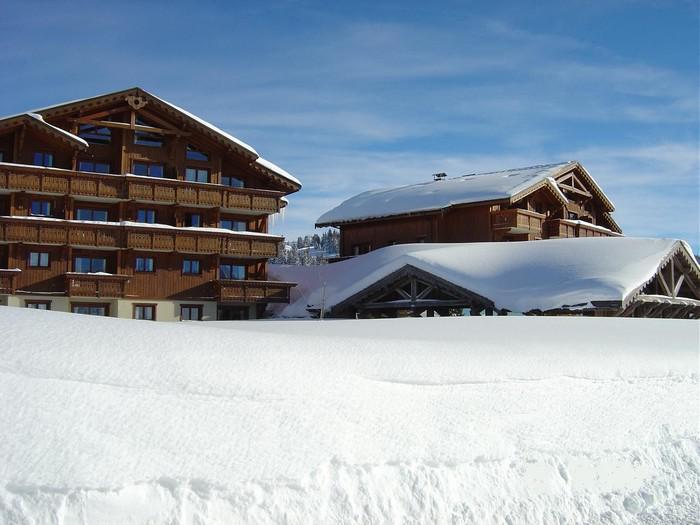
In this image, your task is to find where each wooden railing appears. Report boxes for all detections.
[65,273,130,298]
[0,163,283,214]
[0,269,20,294]
[215,279,295,303]
[0,218,282,258]
[545,219,615,238]
[491,209,545,234]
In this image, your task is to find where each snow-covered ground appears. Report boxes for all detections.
[0,307,698,524]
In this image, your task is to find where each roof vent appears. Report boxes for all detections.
[432,172,447,181]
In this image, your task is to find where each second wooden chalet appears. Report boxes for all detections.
[315,162,622,257]
[0,87,300,321]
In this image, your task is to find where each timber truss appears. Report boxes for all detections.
[325,264,498,318]
[620,243,700,319]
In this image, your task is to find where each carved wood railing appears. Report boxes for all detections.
[0,218,282,258]
[0,163,283,214]
[491,209,545,234]
[545,219,616,239]
[215,279,295,303]
[65,273,131,298]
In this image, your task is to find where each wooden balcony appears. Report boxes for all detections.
[0,217,282,258]
[215,279,295,303]
[491,209,545,235]
[0,163,283,214]
[65,273,130,298]
[545,219,616,239]
[0,269,21,294]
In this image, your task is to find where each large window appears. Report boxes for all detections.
[221,175,244,188]
[220,219,246,231]
[78,123,111,145]
[28,251,50,267]
[75,208,108,221]
[135,257,154,272]
[182,259,201,275]
[185,213,201,227]
[136,209,156,224]
[134,117,164,147]
[220,263,245,280]
[33,151,54,167]
[30,200,52,217]
[186,145,209,161]
[185,168,209,183]
[133,304,156,321]
[78,160,110,173]
[74,257,107,273]
[72,304,108,316]
[180,304,202,321]
[25,300,51,310]
[132,162,164,178]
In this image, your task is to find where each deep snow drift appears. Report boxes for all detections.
[0,307,698,524]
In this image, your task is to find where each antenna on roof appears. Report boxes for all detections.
[433,172,447,181]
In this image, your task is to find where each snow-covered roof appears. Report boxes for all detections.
[269,237,698,316]
[26,113,89,149]
[255,157,302,187]
[316,162,578,226]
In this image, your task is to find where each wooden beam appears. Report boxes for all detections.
[71,117,185,136]
[78,106,131,121]
[656,266,673,297]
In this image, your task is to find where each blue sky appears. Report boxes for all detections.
[1,0,698,249]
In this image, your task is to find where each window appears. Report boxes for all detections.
[135,257,154,272]
[75,208,108,221]
[28,252,50,267]
[72,304,108,316]
[220,219,246,231]
[185,213,201,227]
[133,304,156,320]
[78,160,110,173]
[568,211,579,220]
[185,168,209,183]
[33,151,54,167]
[74,257,106,273]
[132,162,164,178]
[30,200,52,216]
[78,123,111,145]
[136,209,156,223]
[182,259,201,275]
[221,175,244,188]
[220,263,245,280]
[180,304,203,321]
[25,301,50,310]
[134,117,164,147]
[186,145,209,161]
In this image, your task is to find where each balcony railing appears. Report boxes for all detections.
[0,163,283,214]
[0,269,20,294]
[0,217,282,258]
[491,209,545,235]
[215,279,295,303]
[65,272,130,298]
[545,219,617,239]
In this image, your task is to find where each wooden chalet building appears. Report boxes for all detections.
[315,162,622,257]
[0,87,300,321]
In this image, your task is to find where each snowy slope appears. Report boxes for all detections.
[0,308,698,523]
[269,237,695,317]
[316,162,572,225]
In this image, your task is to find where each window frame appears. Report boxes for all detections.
[185,213,202,227]
[220,263,246,280]
[133,117,164,148]
[25,300,51,310]
[220,219,247,232]
[136,208,156,224]
[185,167,210,183]
[221,175,244,188]
[33,151,54,167]
[71,302,110,316]
[78,123,112,145]
[133,303,157,321]
[28,251,50,268]
[182,259,201,275]
[78,160,111,174]
[75,207,109,222]
[132,161,164,178]
[73,256,107,273]
[180,304,203,321]
[134,256,155,273]
[29,199,52,217]
[186,144,209,162]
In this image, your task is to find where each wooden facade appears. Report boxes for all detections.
[0,88,299,320]
[317,162,622,258]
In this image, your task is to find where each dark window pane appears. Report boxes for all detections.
[91,258,106,273]
[30,200,51,216]
[79,124,111,145]
[75,208,91,220]
[186,213,201,227]
[183,259,200,274]
[133,162,148,176]
[186,145,209,161]
[135,257,154,272]
[220,219,246,231]
[149,164,164,178]
[136,209,155,223]
[78,161,93,172]
[222,176,244,188]
[93,210,108,222]
[95,163,110,173]
[74,257,91,272]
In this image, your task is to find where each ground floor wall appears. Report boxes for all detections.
[0,295,259,321]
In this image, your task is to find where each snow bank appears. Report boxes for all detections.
[269,237,695,317]
[0,308,697,524]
